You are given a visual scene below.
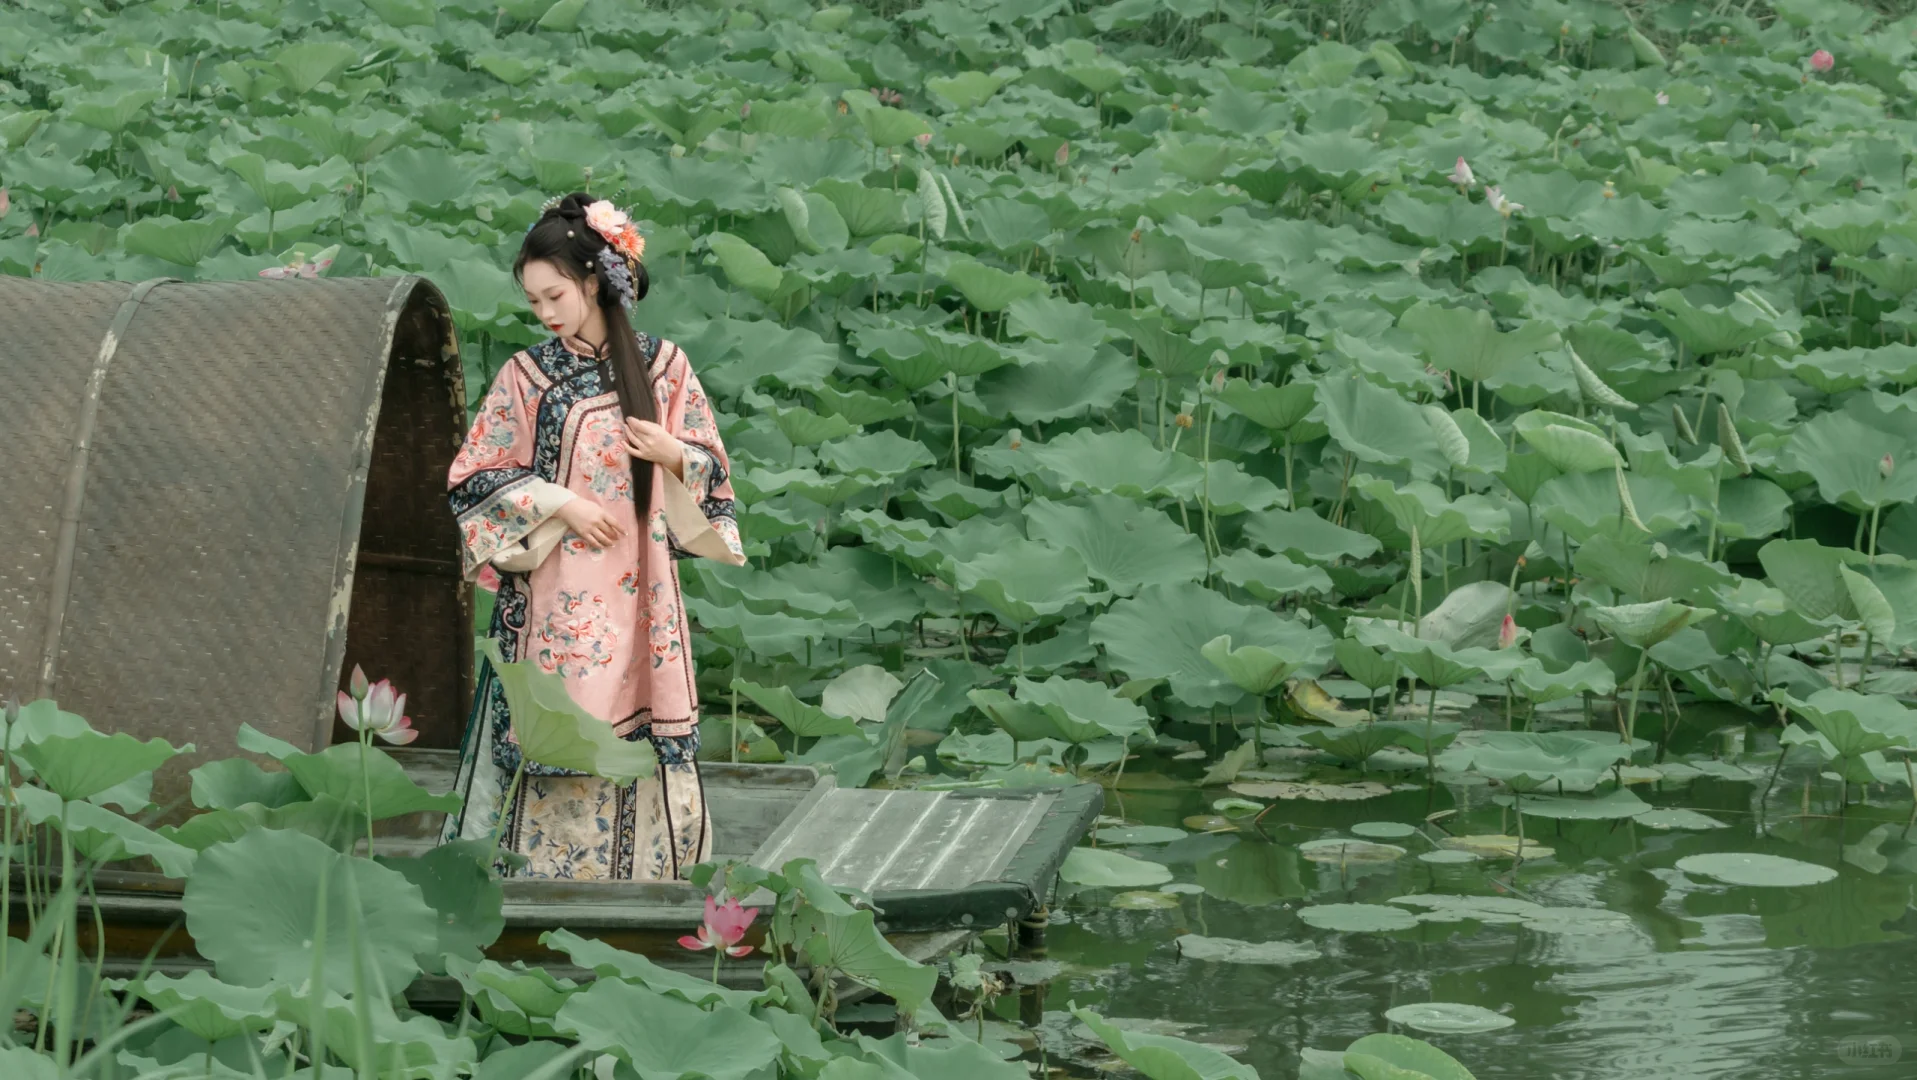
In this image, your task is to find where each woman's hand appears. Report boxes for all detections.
[556,497,623,549]
[625,417,686,475]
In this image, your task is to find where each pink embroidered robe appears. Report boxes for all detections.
[439,331,745,881]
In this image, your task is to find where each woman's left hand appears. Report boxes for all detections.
[625,417,684,467]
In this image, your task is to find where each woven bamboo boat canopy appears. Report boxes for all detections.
[0,276,470,798]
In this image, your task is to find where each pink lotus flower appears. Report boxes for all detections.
[1882,453,1895,479]
[1655,91,1669,106]
[679,893,757,958]
[1054,141,1070,168]
[1485,186,1522,217]
[1498,614,1519,650]
[916,131,933,150]
[336,667,418,745]
[1810,49,1834,73]
[1448,156,1474,188]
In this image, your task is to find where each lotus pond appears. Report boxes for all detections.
[13,0,1917,1077]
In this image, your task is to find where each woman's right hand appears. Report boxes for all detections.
[556,497,623,549]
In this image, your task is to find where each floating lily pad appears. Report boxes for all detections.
[1520,908,1634,936]
[1495,787,1653,820]
[1229,780,1395,801]
[1297,903,1419,932]
[1674,852,1837,887]
[1095,825,1189,846]
[1298,838,1407,864]
[1636,808,1729,831]
[1159,883,1205,895]
[1384,1002,1516,1035]
[1111,890,1184,910]
[1351,821,1420,840]
[1183,815,1239,832]
[1417,849,1479,865]
[1060,847,1175,887]
[1174,934,1321,966]
[1390,894,1547,925]
[1438,834,1554,860]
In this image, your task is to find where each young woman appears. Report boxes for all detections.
[439,192,746,881]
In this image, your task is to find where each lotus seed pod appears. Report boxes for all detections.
[1882,453,1896,480]
[1717,403,1749,475]
[1569,347,1633,409]
[1174,412,1193,429]
[1672,405,1697,444]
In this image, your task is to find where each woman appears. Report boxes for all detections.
[440,192,746,881]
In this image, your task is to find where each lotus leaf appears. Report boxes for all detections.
[1589,600,1716,650]
[1171,936,1320,968]
[1383,1002,1516,1035]
[1299,903,1418,932]
[481,641,657,784]
[1675,852,1838,888]
[1297,840,1407,864]
[1060,847,1174,888]
[1015,675,1151,743]
[1497,787,1652,820]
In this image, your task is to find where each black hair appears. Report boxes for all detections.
[513,192,658,523]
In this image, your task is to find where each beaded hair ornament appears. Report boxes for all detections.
[536,194,647,309]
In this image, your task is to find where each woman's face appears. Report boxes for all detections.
[522,259,596,339]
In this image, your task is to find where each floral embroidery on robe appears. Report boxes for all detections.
[439,331,745,882]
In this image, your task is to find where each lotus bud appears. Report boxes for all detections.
[1213,369,1226,393]
[1810,48,1834,73]
[1616,465,1650,532]
[1672,405,1697,444]
[1055,141,1070,168]
[1717,403,1749,475]
[0,188,8,218]
[915,132,932,150]
[740,101,751,119]
[1602,179,1616,199]
[669,144,685,158]
[1882,453,1895,480]
[349,664,370,702]
[1008,428,1022,450]
[1448,156,1474,188]
[164,185,180,203]
[1498,614,1519,650]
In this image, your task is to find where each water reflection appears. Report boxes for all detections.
[1040,772,1917,1079]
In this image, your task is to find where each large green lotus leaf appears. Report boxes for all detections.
[221,152,352,212]
[1028,428,1206,501]
[1333,639,1400,691]
[235,725,458,821]
[364,0,436,28]
[1711,478,1794,541]
[1348,621,1531,688]
[1516,422,1621,473]
[1354,478,1510,548]
[814,179,909,237]
[1785,408,1917,512]
[274,41,358,95]
[800,908,937,1011]
[1215,378,1316,432]
[1398,302,1559,383]
[1200,633,1319,694]
[370,146,479,211]
[967,688,1062,744]
[273,987,478,1077]
[1213,550,1334,602]
[445,956,577,1037]
[1513,659,1616,703]
[977,340,1137,423]
[817,430,935,480]
[915,327,1017,377]
[14,730,189,802]
[1092,583,1326,707]
[1758,539,1866,623]
[557,979,781,1080]
[1242,507,1383,564]
[1071,1006,1256,1080]
[1314,374,1449,480]
[943,259,1045,311]
[1377,189,1504,251]
[1674,852,1836,888]
[1650,290,1771,355]
[853,325,943,389]
[1666,218,1799,264]
[480,641,658,784]
[1536,470,1695,542]
[1839,565,1896,640]
[820,666,904,726]
[1711,578,1835,647]
[120,215,231,267]
[1444,731,1635,792]
[1589,600,1716,649]
[1800,200,1890,257]
[1500,787,1651,820]
[541,927,762,1009]
[123,970,276,1043]
[1009,295,1109,345]
[1060,848,1175,888]
[188,757,306,811]
[65,85,159,133]
[1023,494,1207,596]
[707,232,785,302]
[182,828,436,989]
[1343,1033,1475,1080]
[160,794,367,854]
[730,679,865,740]
[381,839,504,972]
[1016,675,1151,742]
[926,69,1012,110]
[9,785,197,877]
[954,539,1099,624]
[1573,534,1735,604]
[1296,724,1408,762]
[1782,689,1917,756]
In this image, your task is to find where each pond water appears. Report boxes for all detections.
[1005,733,1917,1080]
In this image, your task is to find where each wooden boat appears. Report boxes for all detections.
[12,752,1102,996]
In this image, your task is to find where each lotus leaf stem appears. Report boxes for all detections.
[1620,648,1649,747]
[1424,683,1440,778]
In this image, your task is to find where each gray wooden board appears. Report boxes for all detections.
[749,788,1055,894]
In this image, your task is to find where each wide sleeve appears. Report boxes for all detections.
[658,342,748,566]
[447,355,577,581]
